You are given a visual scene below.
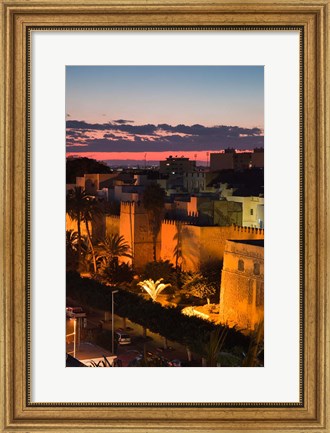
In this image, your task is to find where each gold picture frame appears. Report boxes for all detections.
[0,0,329,431]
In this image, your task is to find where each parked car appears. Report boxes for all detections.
[115,331,131,345]
[169,359,182,367]
[66,306,86,319]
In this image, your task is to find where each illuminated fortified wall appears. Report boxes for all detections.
[219,240,264,331]
[66,214,88,236]
[105,214,120,237]
[120,201,160,270]
[66,212,119,242]
[160,222,264,272]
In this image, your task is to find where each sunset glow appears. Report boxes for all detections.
[66,66,264,164]
[66,150,223,164]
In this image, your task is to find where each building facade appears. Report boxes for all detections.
[226,195,264,228]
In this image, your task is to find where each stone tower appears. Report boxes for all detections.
[119,201,160,270]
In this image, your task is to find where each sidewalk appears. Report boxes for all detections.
[66,341,116,365]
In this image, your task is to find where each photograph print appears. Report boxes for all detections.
[65,66,264,368]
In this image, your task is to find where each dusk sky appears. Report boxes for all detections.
[66,66,264,164]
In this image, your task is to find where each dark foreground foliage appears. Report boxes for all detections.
[66,271,250,356]
[66,157,111,184]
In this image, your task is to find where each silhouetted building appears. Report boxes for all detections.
[210,148,264,171]
[159,156,196,175]
[160,156,196,189]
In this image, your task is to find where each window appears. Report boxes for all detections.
[256,282,264,307]
[238,259,244,271]
[254,262,260,275]
[250,208,254,215]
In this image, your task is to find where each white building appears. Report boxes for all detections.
[226,196,264,228]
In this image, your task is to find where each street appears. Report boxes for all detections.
[66,306,201,366]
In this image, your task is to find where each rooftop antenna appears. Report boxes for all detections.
[206,152,209,168]
[144,153,147,169]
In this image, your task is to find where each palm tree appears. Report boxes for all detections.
[66,229,79,271]
[79,235,95,274]
[173,221,183,271]
[67,187,104,273]
[137,278,171,302]
[242,319,264,367]
[205,326,228,367]
[81,196,103,273]
[182,272,216,304]
[96,234,132,268]
[66,229,79,252]
[66,187,87,271]
[142,183,165,261]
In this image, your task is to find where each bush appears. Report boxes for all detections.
[141,260,178,288]
[95,262,135,286]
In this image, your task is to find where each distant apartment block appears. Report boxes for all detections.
[251,148,264,168]
[159,156,196,175]
[160,156,196,189]
[210,148,264,171]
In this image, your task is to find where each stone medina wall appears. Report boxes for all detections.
[160,220,202,271]
[105,214,120,237]
[160,222,264,272]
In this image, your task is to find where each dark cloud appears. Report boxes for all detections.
[113,119,135,124]
[103,133,120,139]
[157,123,261,138]
[66,120,157,136]
[66,130,91,140]
[66,120,264,153]
[115,124,158,135]
[67,120,112,130]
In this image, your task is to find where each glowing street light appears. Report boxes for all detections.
[112,290,119,354]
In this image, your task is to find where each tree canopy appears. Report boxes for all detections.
[66,157,111,184]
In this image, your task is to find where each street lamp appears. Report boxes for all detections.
[112,290,119,354]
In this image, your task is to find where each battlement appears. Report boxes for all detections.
[105,214,120,220]
[120,200,145,214]
[232,224,264,235]
[162,219,192,226]
[121,200,138,208]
